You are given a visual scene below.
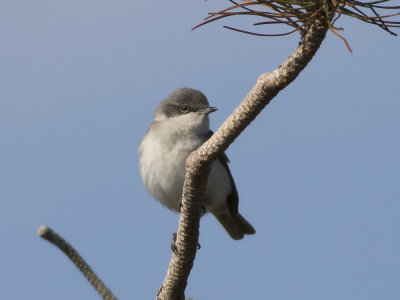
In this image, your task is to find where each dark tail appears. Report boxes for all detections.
[214,212,256,240]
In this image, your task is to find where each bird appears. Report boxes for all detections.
[139,87,255,240]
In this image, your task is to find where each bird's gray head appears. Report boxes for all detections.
[153,88,217,122]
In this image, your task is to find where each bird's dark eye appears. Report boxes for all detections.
[180,104,189,113]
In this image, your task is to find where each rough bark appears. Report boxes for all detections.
[157,18,329,300]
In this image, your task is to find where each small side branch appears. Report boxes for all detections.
[38,225,117,300]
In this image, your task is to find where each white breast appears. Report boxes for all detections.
[139,114,231,213]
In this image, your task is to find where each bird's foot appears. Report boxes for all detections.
[201,205,206,216]
[171,233,178,255]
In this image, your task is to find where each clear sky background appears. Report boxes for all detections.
[1,1,399,299]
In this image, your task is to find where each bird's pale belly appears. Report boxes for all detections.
[139,131,231,213]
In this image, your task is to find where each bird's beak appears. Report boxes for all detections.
[199,107,218,114]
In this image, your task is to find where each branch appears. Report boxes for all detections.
[157,16,329,300]
[38,225,118,300]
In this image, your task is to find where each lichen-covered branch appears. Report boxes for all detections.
[157,16,329,300]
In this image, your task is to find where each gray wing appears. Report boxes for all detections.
[206,130,239,215]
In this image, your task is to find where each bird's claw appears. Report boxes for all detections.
[171,233,178,255]
[201,205,206,216]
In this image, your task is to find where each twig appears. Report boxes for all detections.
[38,225,118,300]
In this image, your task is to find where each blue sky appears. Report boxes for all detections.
[1,1,399,299]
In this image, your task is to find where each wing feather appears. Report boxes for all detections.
[206,130,239,215]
